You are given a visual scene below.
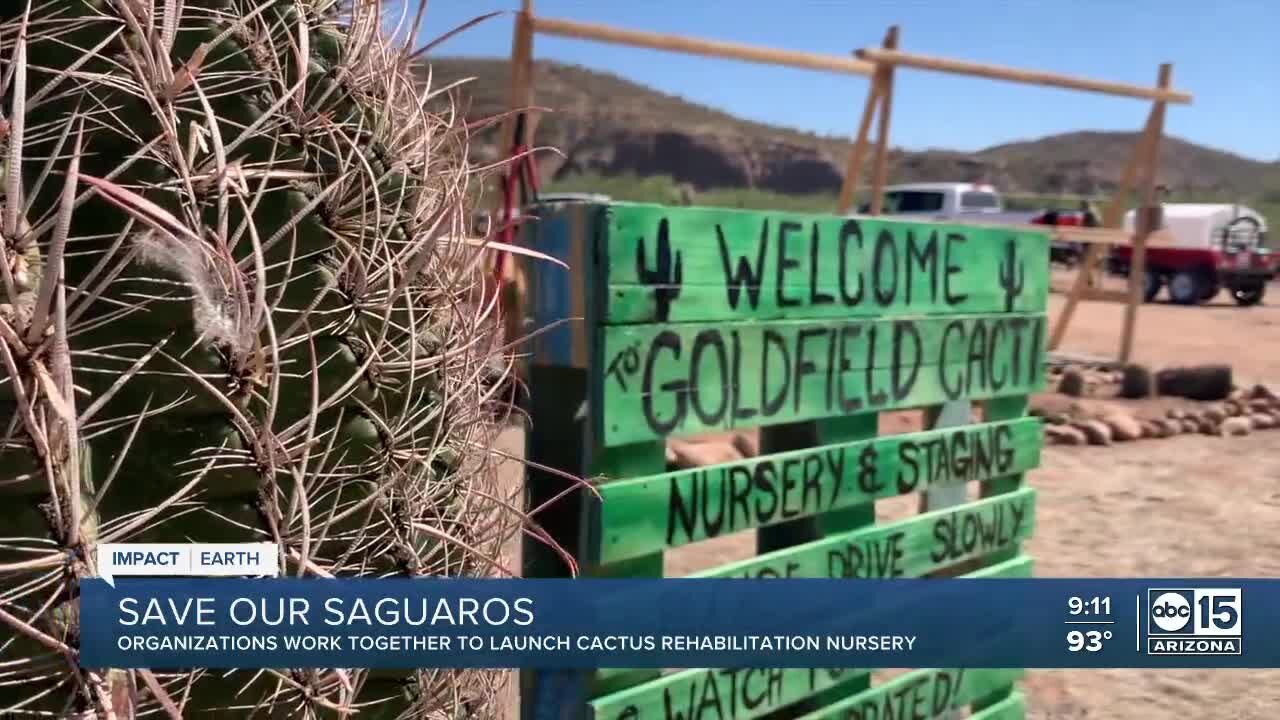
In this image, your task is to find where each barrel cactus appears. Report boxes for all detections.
[0,1,516,716]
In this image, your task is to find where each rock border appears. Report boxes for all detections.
[1038,384,1279,446]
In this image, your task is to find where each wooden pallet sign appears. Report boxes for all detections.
[521,201,1049,720]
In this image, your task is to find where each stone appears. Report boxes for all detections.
[1058,369,1086,397]
[1181,419,1199,434]
[1249,413,1274,431]
[1151,418,1178,438]
[1047,425,1087,446]
[1224,400,1244,417]
[1167,408,1187,421]
[1221,416,1252,437]
[1203,406,1227,424]
[1155,364,1233,401]
[731,432,759,458]
[1075,420,1112,446]
[1102,413,1143,442]
[1139,421,1161,439]
[1118,364,1154,399]
[1248,399,1274,414]
[667,439,744,469]
[1248,383,1278,401]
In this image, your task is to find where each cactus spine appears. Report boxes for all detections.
[0,1,515,716]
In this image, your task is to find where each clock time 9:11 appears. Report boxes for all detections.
[1069,596,1111,616]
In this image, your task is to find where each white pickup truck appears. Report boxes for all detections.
[859,182,1041,225]
[864,182,1086,263]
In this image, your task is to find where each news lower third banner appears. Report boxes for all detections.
[77,578,1280,669]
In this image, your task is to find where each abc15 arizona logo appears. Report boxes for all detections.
[1145,588,1242,655]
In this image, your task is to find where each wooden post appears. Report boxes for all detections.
[1119,64,1171,363]
[969,394,1033,716]
[835,79,882,214]
[867,26,899,216]
[498,3,536,387]
[497,3,535,207]
[1047,79,1164,354]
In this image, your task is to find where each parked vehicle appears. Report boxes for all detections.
[864,182,1087,263]
[1026,208,1088,265]
[1109,204,1276,306]
[861,182,1041,224]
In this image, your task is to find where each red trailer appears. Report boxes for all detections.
[1109,204,1276,306]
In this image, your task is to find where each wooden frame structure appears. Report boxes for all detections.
[845,27,1192,362]
[497,10,1192,365]
[495,12,1193,720]
[495,1,876,380]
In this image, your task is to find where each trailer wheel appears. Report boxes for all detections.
[1168,271,1205,305]
[1233,285,1266,306]
[1143,270,1163,302]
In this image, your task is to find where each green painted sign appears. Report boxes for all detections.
[587,556,1033,720]
[599,203,1048,325]
[597,314,1045,446]
[691,489,1034,580]
[971,693,1028,720]
[524,200,1046,720]
[592,419,1042,564]
[792,668,1024,720]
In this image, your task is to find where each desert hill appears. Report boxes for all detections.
[428,57,1278,199]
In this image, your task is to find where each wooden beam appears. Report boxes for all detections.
[497,8,537,373]
[1083,289,1131,304]
[1119,64,1172,363]
[868,26,899,216]
[1102,110,1159,228]
[530,15,875,75]
[1051,225,1172,247]
[1047,94,1158,351]
[517,3,542,150]
[1048,242,1100,350]
[1050,104,1157,351]
[835,79,882,214]
[855,47,1192,104]
[840,214,1172,247]
[499,11,535,158]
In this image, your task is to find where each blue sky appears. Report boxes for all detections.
[409,1,1277,162]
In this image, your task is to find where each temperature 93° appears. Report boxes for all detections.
[1067,629,1112,653]
[1066,595,1113,653]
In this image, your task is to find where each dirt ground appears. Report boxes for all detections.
[1019,281,1280,719]
[498,277,1280,720]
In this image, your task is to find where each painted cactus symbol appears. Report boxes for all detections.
[635,217,682,322]
[998,239,1025,312]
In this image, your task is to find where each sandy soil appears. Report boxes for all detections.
[1046,271,1280,384]
[499,279,1280,720]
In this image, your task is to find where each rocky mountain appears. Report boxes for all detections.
[428,57,1277,198]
